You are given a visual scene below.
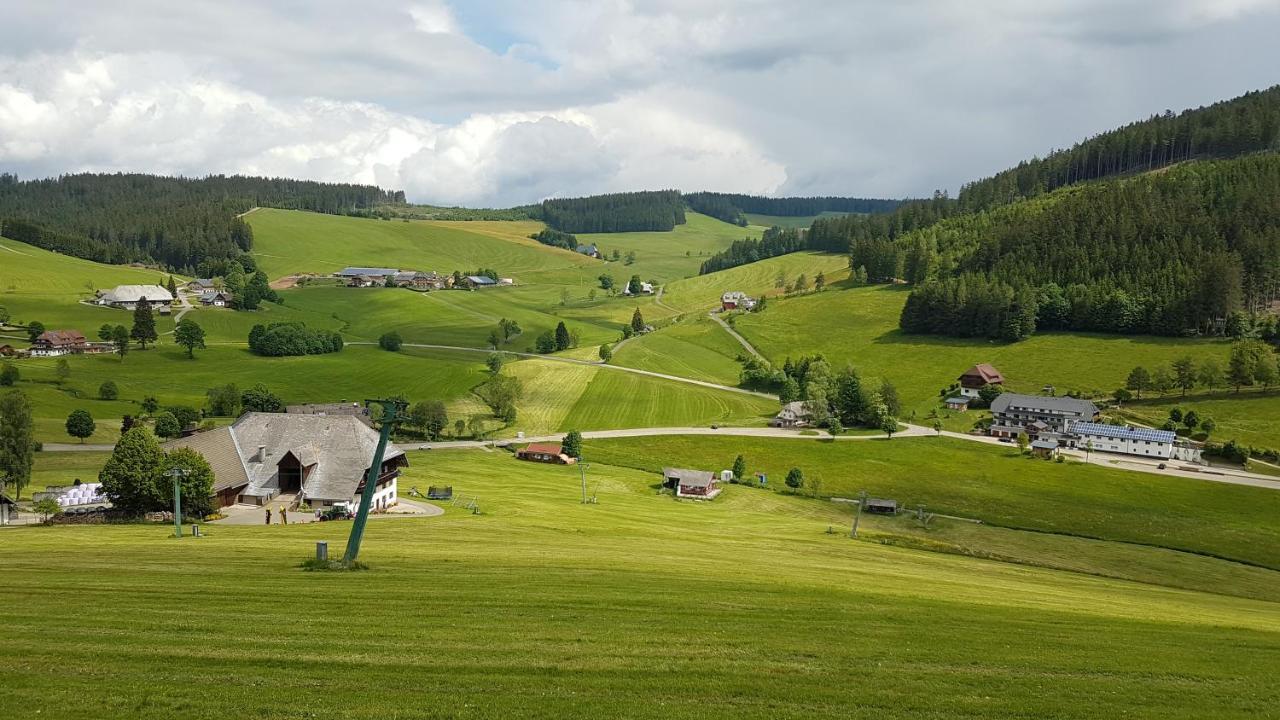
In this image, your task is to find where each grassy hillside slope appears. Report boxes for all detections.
[2,448,1277,718]
[730,283,1280,443]
[586,435,1280,570]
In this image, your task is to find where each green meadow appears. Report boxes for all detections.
[2,447,1278,718]
[585,435,1280,570]
[575,211,762,280]
[744,210,852,229]
[611,314,746,385]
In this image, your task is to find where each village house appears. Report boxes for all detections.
[0,344,26,358]
[199,291,233,307]
[1066,422,1202,462]
[516,443,576,465]
[944,396,971,412]
[663,468,722,499]
[721,291,756,311]
[347,275,378,288]
[769,401,812,428]
[957,363,1005,398]
[29,330,88,357]
[391,271,444,290]
[622,281,655,296]
[577,243,600,258]
[988,393,1099,438]
[96,285,174,311]
[187,278,216,292]
[163,413,406,511]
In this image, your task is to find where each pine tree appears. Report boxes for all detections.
[130,300,157,349]
[554,322,571,351]
[630,309,645,333]
[0,390,34,497]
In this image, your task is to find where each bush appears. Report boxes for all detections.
[98,381,119,400]
[153,412,181,439]
[379,331,403,352]
[248,322,344,356]
[165,405,200,430]
[0,363,17,386]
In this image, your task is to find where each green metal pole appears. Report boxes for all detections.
[173,477,182,539]
[343,400,401,566]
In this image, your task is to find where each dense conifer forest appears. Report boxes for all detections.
[0,173,399,270]
[684,192,900,226]
[896,155,1280,340]
[957,85,1280,213]
[539,190,686,233]
[699,227,806,274]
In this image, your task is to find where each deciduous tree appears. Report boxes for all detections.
[174,319,206,358]
[0,390,34,497]
[65,409,95,443]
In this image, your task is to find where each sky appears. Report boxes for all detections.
[0,0,1277,207]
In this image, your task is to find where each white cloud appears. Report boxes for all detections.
[409,2,461,35]
[0,1,1276,203]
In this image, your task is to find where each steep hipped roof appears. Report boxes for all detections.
[959,363,1005,385]
[990,393,1097,418]
[232,413,405,501]
[100,285,174,303]
[35,329,86,347]
[663,467,715,488]
[164,426,251,492]
[166,414,405,502]
[521,442,564,455]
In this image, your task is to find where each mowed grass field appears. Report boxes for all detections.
[2,448,1278,718]
[744,210,853,229]
[730,283,1280,441]
[658,251,850,315]
[575,212,762,280]
[5,341,773,444]
[585,434,1280,570]
[610,314,746,385]
[247,209,576,280]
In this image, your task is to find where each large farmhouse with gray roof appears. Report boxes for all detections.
[164,412,405,511]
[96,284,174,311]
[988,393,1099,438]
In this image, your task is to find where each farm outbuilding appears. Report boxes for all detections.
[0,493,17,525]
[516,443,576,465]
[864,498,898,515]
[663,468,722,499]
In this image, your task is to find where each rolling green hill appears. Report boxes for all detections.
[727,282,1280,445]
[2,446,1278,718]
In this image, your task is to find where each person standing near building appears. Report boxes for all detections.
[265,506,272,525]
[279,505,288,525]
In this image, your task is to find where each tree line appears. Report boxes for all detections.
[699,227,807,274]
[0,172,400,270]
[956,85,1280,213]
[896,155,1280,339]
[684,192,900,227]
[539,190,685,233]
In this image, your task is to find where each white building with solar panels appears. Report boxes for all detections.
[1066,422,1201,462]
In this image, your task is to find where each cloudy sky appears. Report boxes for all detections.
[0,1,1277,206]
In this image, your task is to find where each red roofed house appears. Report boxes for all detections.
[30,330,88,357]
[957,363,1005,398]
[516,442,576,465]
